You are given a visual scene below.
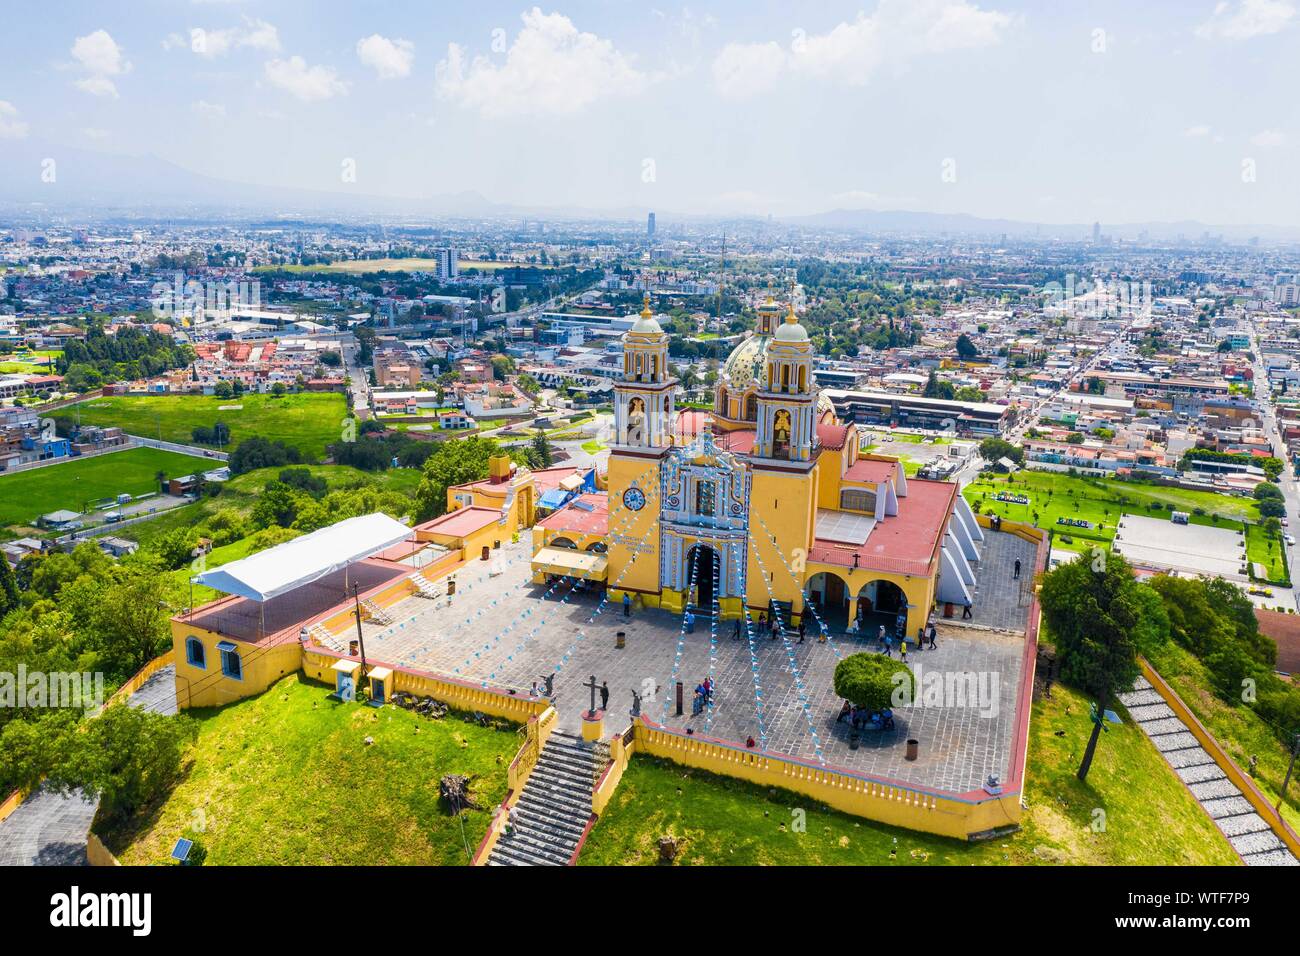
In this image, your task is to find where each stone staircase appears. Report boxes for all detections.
[488,731,598,866]
[1118,675,1298,866]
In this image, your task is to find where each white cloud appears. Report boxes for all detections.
[1195,0,1295,40]
[179,17,280,58]
[0,101,29,139]
[711,0,1011,99]
[1251,127,1286,146]
[82,127,110,141]
[264,56,349,101]
[71,29,131,97]
[192,100,227,119]
[1184,124,1213,137]
[436,7,654,117]
[357,34,414,79]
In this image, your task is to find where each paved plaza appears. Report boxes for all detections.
[357,532,1034,794]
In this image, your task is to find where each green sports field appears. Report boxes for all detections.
[0,446,212,530]
[54,392,349,460]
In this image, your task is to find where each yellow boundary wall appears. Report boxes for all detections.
[620,720,1022,840]
[87,832,120,866]
[1139,657,1300,859]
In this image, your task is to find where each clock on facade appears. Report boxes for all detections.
[622,486,646,511]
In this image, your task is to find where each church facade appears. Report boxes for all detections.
[533,297,986,640]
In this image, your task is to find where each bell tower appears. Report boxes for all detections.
[754,305,816,462]
[607,295,676,608]
[613,295,674,448]
[747,303,819,626]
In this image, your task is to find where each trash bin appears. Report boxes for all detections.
[616,631,626,649]
[906,738,919,761]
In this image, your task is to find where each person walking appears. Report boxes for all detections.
[962,602,973,620]
[927,623,937,650]
[599,681,609,712]
[899,637,908,662]
[797,617,807,644]
[1013,558,1022,580]
[733,618,742,641]
[685,609,696,634]
[622,592,631,618]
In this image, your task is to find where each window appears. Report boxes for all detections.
[185,637,205,669]
[218,642,242,680]
[841,488,877,513]
[695,479,717,517]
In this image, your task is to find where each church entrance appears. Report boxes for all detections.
[687,544,720,612]
[855,579,911,638]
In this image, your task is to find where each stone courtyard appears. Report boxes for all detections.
[355,530,1036,795]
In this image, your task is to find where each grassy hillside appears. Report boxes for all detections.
[55,392,349,460]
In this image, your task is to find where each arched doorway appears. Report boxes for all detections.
[686,544,720,612]
[806,570,852,630]
[855,579,909,637]
[548,537,578,550]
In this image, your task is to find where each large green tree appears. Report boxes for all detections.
[833,653,915,711]
[413,436,504,522]
[1038,548,1159,780]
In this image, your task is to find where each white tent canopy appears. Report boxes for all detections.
[193,513,412,602]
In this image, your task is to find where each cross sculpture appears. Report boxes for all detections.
[583,674,600,716]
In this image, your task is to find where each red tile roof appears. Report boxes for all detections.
[415,506,501,538]
[714,429,756,454]
[843,458,898,484]
[1254,609,1300,675]
[537,493,609,536]
[817,422,852,450]
[809,479,955,576]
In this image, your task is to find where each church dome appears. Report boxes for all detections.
[772,308,809,344]
[721,332,770,389]
[628,295,663,335]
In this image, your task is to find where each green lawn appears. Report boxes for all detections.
[0,446,211,530]
[1245,522,1290,585]
[101,674,517,865]
[579,681,1237,866]
[964,471,1260,549]
[54,392,349,460]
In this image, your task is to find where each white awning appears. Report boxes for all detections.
[193,513,412,602]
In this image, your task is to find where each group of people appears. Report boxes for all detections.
[836,700,896,731]
[692,676,716,716]
[729,611,811,644]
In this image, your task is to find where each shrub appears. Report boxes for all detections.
[833,653,914,711]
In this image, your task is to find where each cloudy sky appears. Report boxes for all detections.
[3,0,1300,225]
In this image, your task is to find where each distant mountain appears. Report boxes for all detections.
[0,140,512,220]
[2,141,1299,240]
[784,207,1300,242]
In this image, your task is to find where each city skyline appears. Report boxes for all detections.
[3,1,1300,227]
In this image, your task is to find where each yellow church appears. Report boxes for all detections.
[532,297,986,640]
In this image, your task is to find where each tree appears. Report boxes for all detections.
[1038,548,1150,781]
[978,437,1023,466]
[228,436,303,474]
[833,653,914,712]
[50,704,196,821]
[490,355,515,381]
[0,556,18,617]
[94,570,180,675]
[413,437,502,522]
[955,334,978,359]
[1258,498,1286,519]
[529,431,553,469]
